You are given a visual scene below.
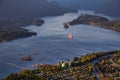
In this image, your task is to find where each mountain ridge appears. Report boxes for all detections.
[0,0,66,18]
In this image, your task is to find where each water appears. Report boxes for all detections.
[0,10,120,79]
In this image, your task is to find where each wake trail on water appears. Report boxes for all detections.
[2,61,30,70]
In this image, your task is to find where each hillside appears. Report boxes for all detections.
[0,18,44,42]
[55,0,120,17]
[0,0,65,18]
[3,50,120,80]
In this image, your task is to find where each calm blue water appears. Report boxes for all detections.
[0,10,120,79]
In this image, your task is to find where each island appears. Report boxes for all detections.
[3,50,120,80]
[0,18,44,42]
[68,14,120,32]
[63,22,69,29]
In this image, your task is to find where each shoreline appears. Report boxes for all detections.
[0,18,44,43]
[1,10,118,44]
[3,50,120,80]
[0,10,119,79]
[68,14,120,32]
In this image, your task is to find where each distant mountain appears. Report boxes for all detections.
[0,0,66,18]
[1,0,120,18]
[54,0,120,17]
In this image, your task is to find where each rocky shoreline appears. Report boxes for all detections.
[68,14,120,32]
[0,18,44,42]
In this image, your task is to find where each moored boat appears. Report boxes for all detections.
[20,56,33,61]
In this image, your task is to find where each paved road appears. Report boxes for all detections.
[91,59,100,80]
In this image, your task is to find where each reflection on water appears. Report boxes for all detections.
[0,10,120,79]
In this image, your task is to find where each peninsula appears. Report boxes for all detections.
[0,18,44,42]
[69,14,120,32]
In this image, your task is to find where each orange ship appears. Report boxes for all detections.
[68,34,73,40]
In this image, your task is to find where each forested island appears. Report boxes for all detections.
[68,14,120,32]
[3,50,120,80]
[0,18,44,42]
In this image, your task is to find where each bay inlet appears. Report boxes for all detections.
[0,10,120,79]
